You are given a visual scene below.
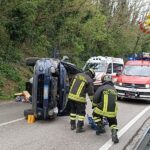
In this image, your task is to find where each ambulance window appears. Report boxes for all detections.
[107,64,112,74]
[83,63,107,72]
[113,63,123,73]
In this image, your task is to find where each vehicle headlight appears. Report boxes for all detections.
[112,78,117,83]
[115,82,122,86]
[145,84,150,88]
[119,83,122,86]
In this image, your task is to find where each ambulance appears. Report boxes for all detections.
[83,56,124,89]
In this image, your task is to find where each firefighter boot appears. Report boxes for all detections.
[76,121,85,133]
[96,123,106,135]
[111,129,119,143]
[70,120,76,130]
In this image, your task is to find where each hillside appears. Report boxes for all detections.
[0,0,149,100]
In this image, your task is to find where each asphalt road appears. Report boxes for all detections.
[0,100,149,150]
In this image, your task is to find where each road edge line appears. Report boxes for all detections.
[98,106,150,150]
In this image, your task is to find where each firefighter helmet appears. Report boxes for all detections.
[88,68,95,79]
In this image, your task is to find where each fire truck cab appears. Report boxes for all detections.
[115,52,150,101]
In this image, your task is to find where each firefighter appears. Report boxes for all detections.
[68,69,95,133]
[92,75,119,143]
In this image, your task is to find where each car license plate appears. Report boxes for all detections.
[125,92,135,98]
[128,88,137,92]
[44,85,49,99]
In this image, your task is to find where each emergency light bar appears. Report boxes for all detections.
[128,52,150,61]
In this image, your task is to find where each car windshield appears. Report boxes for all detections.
[122,65,150,77]
[84,63,107,72]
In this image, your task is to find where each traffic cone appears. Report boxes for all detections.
[27,115,35,124]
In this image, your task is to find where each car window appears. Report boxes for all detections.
[113,63,123,73]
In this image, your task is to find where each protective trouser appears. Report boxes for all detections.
[93,112,118,130]
[69,100,86,129]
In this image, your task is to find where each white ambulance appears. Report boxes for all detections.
[83,56,124,89]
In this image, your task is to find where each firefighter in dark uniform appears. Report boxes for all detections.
[68,69,95,133]
[92,75,119,143]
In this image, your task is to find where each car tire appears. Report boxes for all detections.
[26,57,39,66]
[24,109,34,119]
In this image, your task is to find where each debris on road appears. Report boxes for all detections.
[15,91,31,103]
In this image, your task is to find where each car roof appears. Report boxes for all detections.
[126,60,150,66]
[86,56,124,64]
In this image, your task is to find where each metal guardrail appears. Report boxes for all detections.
[134,127,150,150]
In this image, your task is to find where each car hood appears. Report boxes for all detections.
[118,75,150,84]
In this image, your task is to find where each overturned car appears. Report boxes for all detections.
[24,57,82,120]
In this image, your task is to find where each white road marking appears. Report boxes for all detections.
[99,106,150,150]
[0,117,25,127]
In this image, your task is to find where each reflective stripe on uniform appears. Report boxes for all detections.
[70,117,76,120]
[76,81,85,96]
[92,102,97,107]
[70,113,76,120]
[103,92,108,112]
[115,102,118,112]
[93,107,117,118]
[93,117,101,123]
[78,115,85,121]
[94,119,101,123]
[78,75,87,83]
[70,113,76,117]
[68,93,86,103]
[70,79,76,92]
[110,125,118,130]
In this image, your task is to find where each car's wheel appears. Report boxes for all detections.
[24,109,34,119]
[26,57,39,66]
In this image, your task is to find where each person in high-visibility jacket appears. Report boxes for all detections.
[68,69,95,133]
[92,75,119,143]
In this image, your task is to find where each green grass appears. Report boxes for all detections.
[0,62,31,100]
[0,95,13,100]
